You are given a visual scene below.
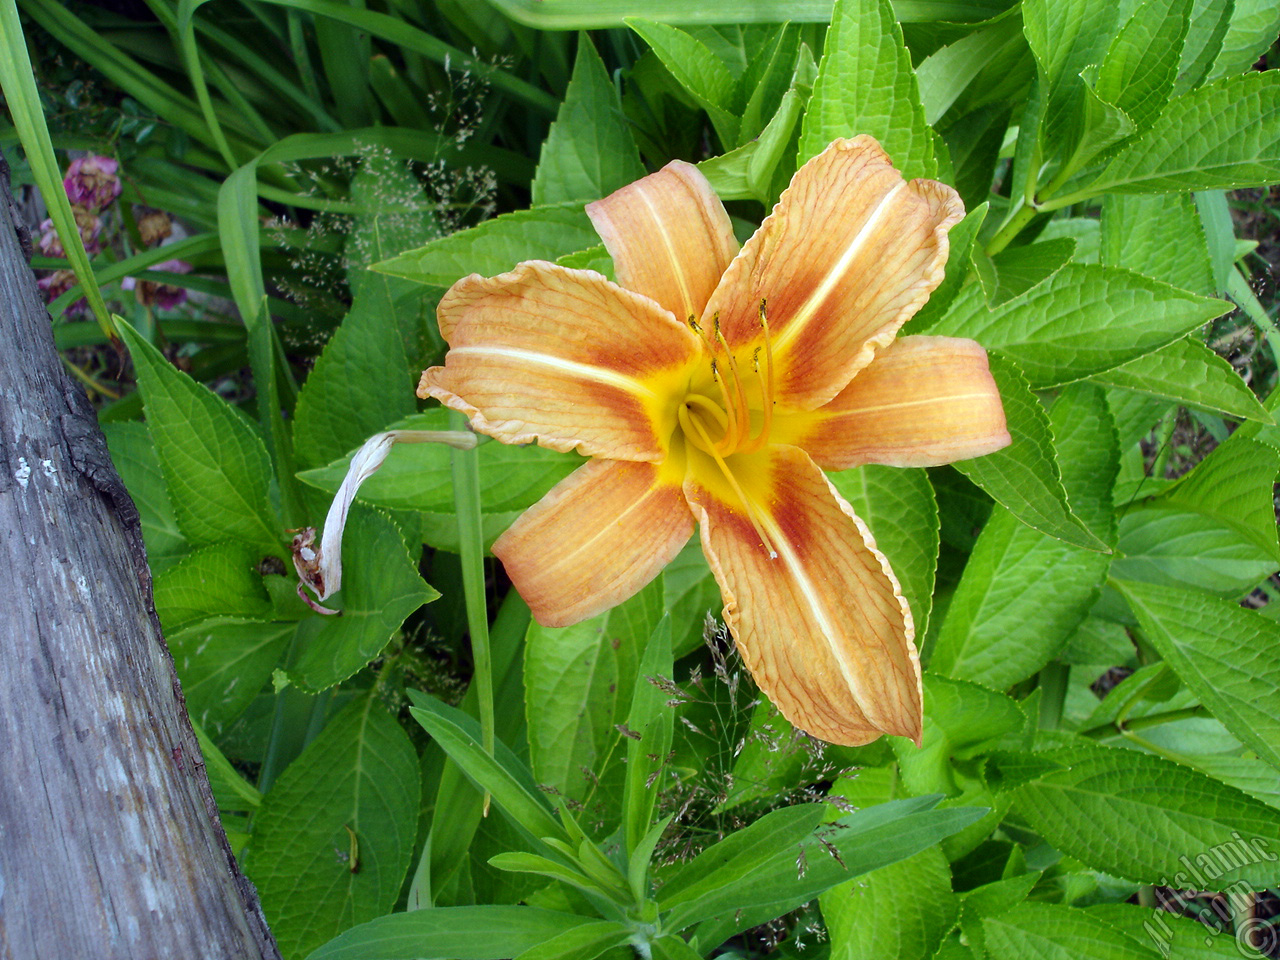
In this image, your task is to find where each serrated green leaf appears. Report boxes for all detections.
[1118,580,1280,771]
[169,618,294,734]
[931,264,1230,387]
[101,421,187,569]
[737,24,801,143]
[307,906,596,960]
[1095,0,1192,131]
[627,19,739,145]
[372,203,599,288]
[798,0,936,178]
[986,236,1077,305]
[290,506,436,691]
[932,384,1116,687]
[983,902,1161,960]
[1008,742,1280,885]
[524,578,663,808]
[908,203,987,331]
[1208,0,1280,81]
[117,319,280,551]
[822,846,956,960]
[1174,0,1232,96]
[952,354,1108,551]
[249,696,420,959]
[830,465,938,639]
[1101,193,1215,295]
[153,542,271,632]
[1087,902,1265,960]
[917,15,1025,126]
[532,38,646,204]
[1074,73,1280,197]
[1022,0,1120,150]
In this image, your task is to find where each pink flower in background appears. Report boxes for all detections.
[63,155,121,210]
[123,259,192,309]
[37,269,88,316]
[37,206,103,258]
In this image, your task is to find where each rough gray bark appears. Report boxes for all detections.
[0,150,281,959]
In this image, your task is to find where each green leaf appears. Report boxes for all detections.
[662,540,720,657]
[170,617,294,734]
[798,0,936,178]
[1022,0,1120,150]
[511,919,633,960]
[916,15,1025,126]
[830,465,938,639]
[908,203,987,331]
[1074,72,1280,197]
[1208,0,1280,81]
[623,616,675,860]
[307,906,600,960]
[822,846,956,960]
[1174,0,1232,95]
[524,578,664,806]
[985,237,1076,305]
[983,902,1161,960]
[372,204,599,288]
[1008,742,1280,885]
[299,411,584,515]
[931,384,1116,687]
[1101,193,1215,294]
[1095,0,1192,132]
[532,37,646,204]
[290,506,437,691]
[931,264,1230,387]
[152,542,271,632]
[101,422,187,570]
[248,696,419,958]
[1118,580,1280,772]
[626,20,740,146]
[409,694,568,848]
[192,719,262,813]
[117,319,280,551]
[951,355,1108,551]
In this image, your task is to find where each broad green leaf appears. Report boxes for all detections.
[169,618,294,733]
[1086,902,1265,960]
[932,384,1117,687]
[192,720,262,814]
[1180,752,1280,812]
[983,902,1161,960]
[409,694,568,848]
[798,0,936,178]
[1053,76,1136,185]
[1022,0,1120,149]
[1174,0,1232,95]
[290,506,437,691]
[822,847,956,960]
[736,24,802,143]
[627,19,740,145]
[152,542,271,631]
[372,204,599,288]
[623,616,675,858]
[299,411,584,515]
[830,465,939,639]
[951,355,1108,551]
[676,798,985,941]
[931,264,1230,387]
[249,695,420,959]
[307,906,600,960]
[511,920,632,960]
[1075,73,1280,197]
[1100,193,1215,294]
[1094,0,1192,131]
[1091,338,1270,423]
[985,237,1076,305]
[1008,742,1280,885]
[532,38,646,204]
[908,203,987,331]
[1208,0,1280,81]
[524,578,663,807]
[117,319,279,551]
[101,422,187,570]
[1117,580,1280,771]
[917,15,1025,126]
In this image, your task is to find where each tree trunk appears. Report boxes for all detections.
[0,150,281,959]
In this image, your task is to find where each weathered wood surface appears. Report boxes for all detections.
[0,150,281,959]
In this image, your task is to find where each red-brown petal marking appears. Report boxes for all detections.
[684,444,922,746]
[420,261,702,462]
[705,136,964,412]
[494,458,694,628]
[775,335,1011,469]
[587,160,739,324]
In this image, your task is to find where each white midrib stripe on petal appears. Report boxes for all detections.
[451,345,662,402]
[638,184,695,321]
[773,181,907,355]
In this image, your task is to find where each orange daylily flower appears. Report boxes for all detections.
[419,136,1010,746]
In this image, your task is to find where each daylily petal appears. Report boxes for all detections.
[684,444,922,746]
[494,457,694,627]
[421,261,702,461]
[586,160,739,323]
[706,136,963,411]
[774,335,1011,469]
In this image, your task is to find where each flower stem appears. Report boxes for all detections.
[983,201,1039,258]
[449,410,494,811]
